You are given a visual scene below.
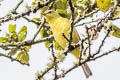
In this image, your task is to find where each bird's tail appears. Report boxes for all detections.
[81,63,92,78]
[71,47,92,78]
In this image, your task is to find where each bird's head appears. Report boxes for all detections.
[43,10,60,21]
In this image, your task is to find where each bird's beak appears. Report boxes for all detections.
[42,13,46,16]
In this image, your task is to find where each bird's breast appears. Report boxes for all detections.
[49,18,70,48]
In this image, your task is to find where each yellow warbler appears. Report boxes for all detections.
[43,10,92,78]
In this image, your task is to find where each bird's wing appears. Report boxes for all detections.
[72,28,81,44]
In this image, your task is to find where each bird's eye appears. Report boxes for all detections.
[48,11,52,14]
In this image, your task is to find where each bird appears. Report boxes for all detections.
[43,10,92,78]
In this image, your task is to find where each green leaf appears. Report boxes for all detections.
[5,33,9,38]
[105,21,120,38]
[17,51,29,64]
[113,6,120,18]
[111,24,120,38]
[47,62,54,68]
[45,41,50,51]
[8,48,17,56]
[54,41,63,50]
[112,32,120,38]
[12,32,18,41]
[53,0,68,10]
[74,5,85,13]
[18,26,27,34]
[40,6,48,18]
[61,0,66,3]
[97,0,114,12]
[40,28,49,38]
[32,1,36,6]
[112,24,120,32]
[17,52,22,60]
[18,26,27,41]
[55,51,65,62]
[9,24,16,33]
[56,9,70,18]
[0,37,8,43]
[40,29,44,38]
[24,46,31,52]
[18,32,27,41]
[72,0,77,4]
[32,18,41,23]
[78,0,89,6]
[76,0,82,4]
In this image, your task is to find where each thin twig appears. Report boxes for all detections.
[65,0,75,56]
[79,39,84,64]
[0,35,54,47]
[23,16,41,25]
[96,0,118,32]
[75,19,98,27]
[74,9,99,24]
[62,33,69,42]
[31,18,45,42]
[91,47,120,60]
[11,0,24,14]
[50,44,58,80]
[57,46,120,79]
[92,27,112,57]
[67,0,75,44]
[0,53,29,66]
[86,27,91,57]
[0,0,56,24]
[37,65,54,79]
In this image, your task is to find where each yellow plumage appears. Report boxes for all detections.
[43,10,92,78]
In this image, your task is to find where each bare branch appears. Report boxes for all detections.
[67,0,75,44]
[74,9,99,24]
[50,44,58,80]
[92,27,112,57]
[0,35,54,47]
[11,0,24,14]
[57,46,120,79]
[0,0,56,24]
[0,53,29,66]
[31,18,45,42]
[86,27,91,57]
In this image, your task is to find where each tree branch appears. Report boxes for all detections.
[0,35,54,47]
[0,0,56,24]
[0,53,29,66]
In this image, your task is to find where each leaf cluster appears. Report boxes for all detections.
[0,24,30,64]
